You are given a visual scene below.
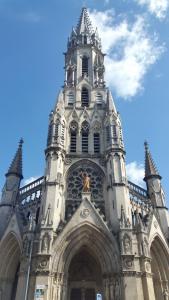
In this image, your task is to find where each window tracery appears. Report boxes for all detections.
[67,161,104,201]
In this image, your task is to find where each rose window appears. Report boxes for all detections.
[67,161,104,201]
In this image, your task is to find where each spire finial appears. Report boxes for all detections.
[6,139,24,179]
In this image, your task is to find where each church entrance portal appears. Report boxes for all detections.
[68,247,103,300]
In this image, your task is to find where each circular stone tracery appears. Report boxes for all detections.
[67,161,104,201]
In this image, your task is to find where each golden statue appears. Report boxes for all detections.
[81,172,90,192]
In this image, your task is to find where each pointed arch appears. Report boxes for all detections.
[0,232,21,300]
[52,222,120,275]
[150,235,169,300]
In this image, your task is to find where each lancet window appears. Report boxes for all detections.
[96,93,103,106]
[81,121,89,153]
[68,92,75,106]
[70,121,78,153]
[94,133,100,153]
[82,56,88,77]
[81,87,89,107]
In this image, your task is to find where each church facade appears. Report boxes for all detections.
[0,7,169,300]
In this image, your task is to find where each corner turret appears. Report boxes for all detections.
[0,139,23,237]
[144,141,169,238]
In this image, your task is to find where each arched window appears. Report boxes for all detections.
[67,68,72,84]
[70,121,78,153]
[96,93,103,106]
[94,133,100,153]
[47,122,53,146]
[81,121,89,153]
[82,56,88,77]
[81,87,89,107]
[61,121,65,146]
[106,126,111,143]
[68,92,75,106]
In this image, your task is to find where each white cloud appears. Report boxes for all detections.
[23,176,39,186]
[126,161,145,187]
[136,0,169,19]
[89,10,164,99]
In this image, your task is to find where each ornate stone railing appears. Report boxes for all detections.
[128,180,152,211]
[19,176,44,205]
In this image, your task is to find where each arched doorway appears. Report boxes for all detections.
[52,223,121,300]
[0,233,21,300]
[68,247,103,300]
[150,236,169,300]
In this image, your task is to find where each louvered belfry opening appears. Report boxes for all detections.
[82,56,88,76]
[81,87,89,107]
[94,133,100,153]
[70,121,78,153]
[81,121,89,153]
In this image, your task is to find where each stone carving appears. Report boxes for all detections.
[80,208,90,218]
[123,234,132,254]
[124,258,133,269]
[81,172,90,192]
[65,158,72,165]
[145,262,151,272]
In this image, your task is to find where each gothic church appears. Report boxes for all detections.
[0,7,169,300]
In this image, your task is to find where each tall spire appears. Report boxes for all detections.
[144,141,161,181]
[76,7,94,35]
[67,7,101,50]
[6,138,23,179]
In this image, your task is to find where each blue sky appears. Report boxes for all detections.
[0,0,169,204]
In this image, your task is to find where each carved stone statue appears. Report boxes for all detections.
[81,172,90,192]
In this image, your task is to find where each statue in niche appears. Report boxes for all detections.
[141,238,148,257]
[23,236,31,256]
[123,234,132,254]
[81,172,90,192]
[41,234,49,253]
[114,279,120,300]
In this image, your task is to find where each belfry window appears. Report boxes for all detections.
[82,56,88,77]
[94,133,100,153]
[106,126,111,143]
[68,92,75,106]
[70,133,76,152]
[81,87,89,107]
[70,121,78,153]
[47,123,53,146]
[81,121,89,153]
[96,93,103,106]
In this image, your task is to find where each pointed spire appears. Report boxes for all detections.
[144,141,161,181]
[76,7,94,36]
[6,139,23,179]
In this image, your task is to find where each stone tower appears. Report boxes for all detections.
[0,7,169,300]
